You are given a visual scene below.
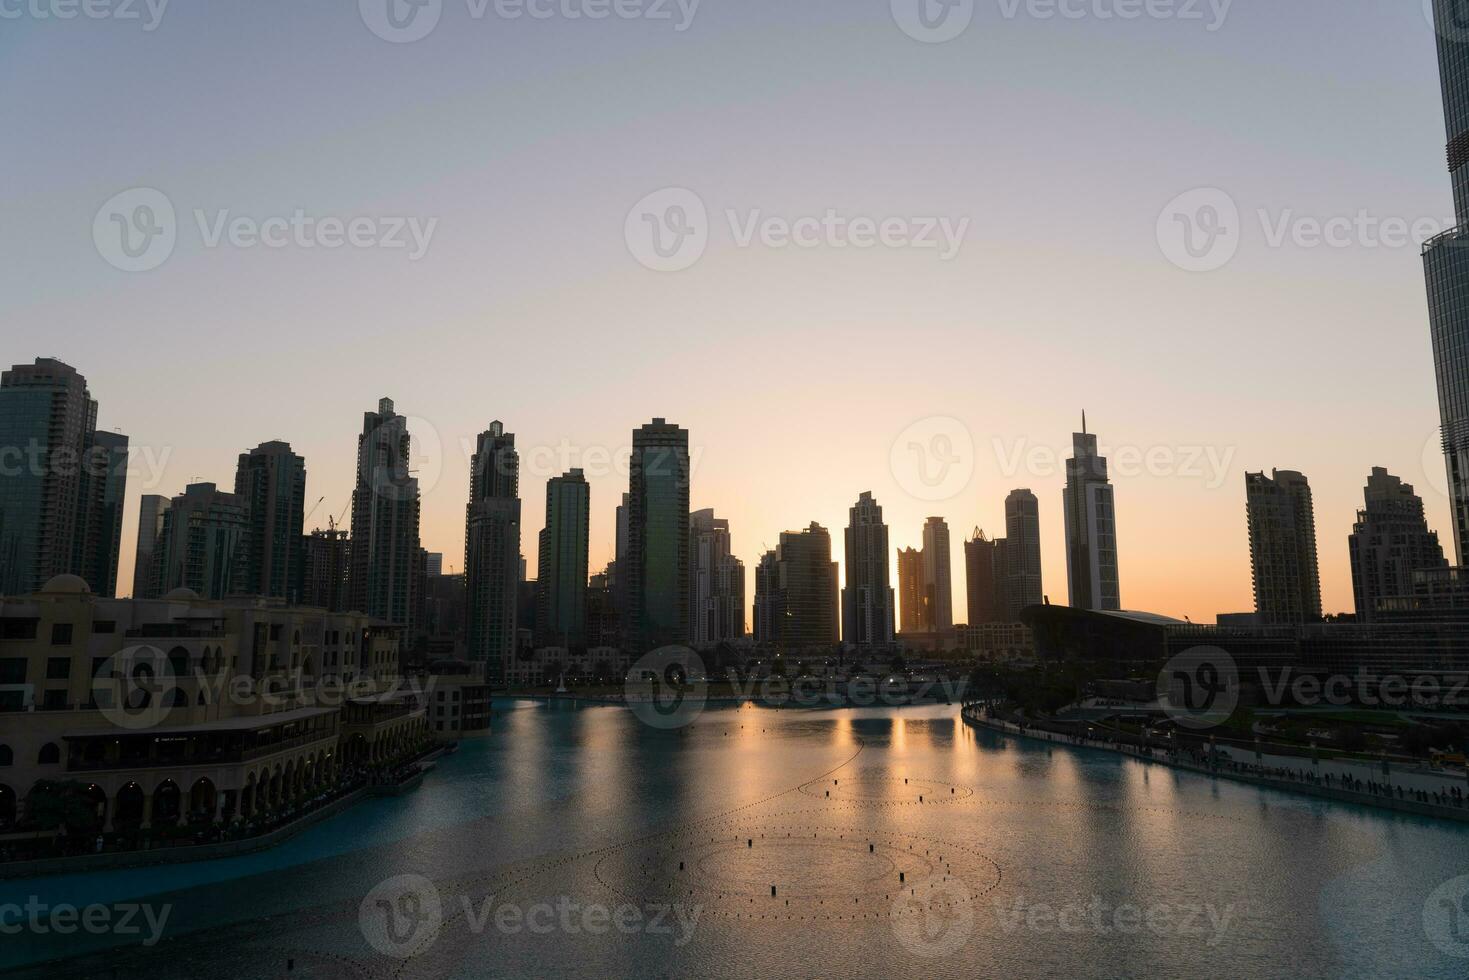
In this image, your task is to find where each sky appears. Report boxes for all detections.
[0,0,1457,622]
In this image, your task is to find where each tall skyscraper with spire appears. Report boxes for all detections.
[1063,414,1121,611]
[466,421,521,681]
[626,419,690,652]
[349,398,421,632]
[842,492,895,648]
[1425,0,1469,563]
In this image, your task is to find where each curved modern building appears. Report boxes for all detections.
[1424,0,1469,562]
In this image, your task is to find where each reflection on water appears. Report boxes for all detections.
[5,701,1468,979]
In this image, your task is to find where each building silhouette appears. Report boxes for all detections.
[537,469,589,650]
[1246,469,1322,625]
[1002,489,1044,620]
[132,494,170,599]
[921,516,954,633]
[626,419,690,652]
[1348,468,1448,622]
[690,508,745,647]
[1063,418,1120,611]
[897,546,926,633]
[465,421,521,683]
[755,523,839,650]
[302,526,351,612]
[0,359,128,597]
[151,483,250,599]
[348,398,421,632]
[843,492,896,648]
[964,529,1001,625]
[235,441,307,603]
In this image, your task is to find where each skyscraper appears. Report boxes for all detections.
[1348,468,1448,622]
[1425,0,1469,562]
[537,469,590,650]
[896,546,926,633]
[235,441,307,602]
[1002,488,1044,619]
[1246,469,1322,625]
[132,494,170,599]
[921,516,954,633]
[842,492,896,648]
[348,398,421,631]
[627,419,690,652]
[151,483,250,599]
[964,529,1001,625]
[1062,418,1121,611]
[466,422,521,682]
[0,359,127,597]
[78,429,129,598]
[302,526,351,612]
[755,523,839,650]
[690,508,745,647]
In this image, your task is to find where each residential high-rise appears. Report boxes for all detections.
[425,553,443,577]
[235,441,307,602]
[465,422,521,682]
[537,469,590,650]
[302,526,351,612]
[0,359,127,597]
[132,494,170,599]
[897,546,926,633]
[151,483,250,599]
[842,492,896,648]
[690,508,745,647]
[921,516,953,632]
[1246,469,1322,625]
[348,398,421,631]
[1425,0,1469,562]
[964,529,1001,625]
[78,429,129,597]
[626,419,690,652]
[1063,418,1121,611]
[1348,468,1448,622]
[1002,489,1043,619]
[755,523,839,650]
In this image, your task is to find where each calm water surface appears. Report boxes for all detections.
[5,700,1467,978]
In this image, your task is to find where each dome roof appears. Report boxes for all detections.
[163,587,200,601]
[41,574,90,595]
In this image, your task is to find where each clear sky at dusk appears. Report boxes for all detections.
[0,0,1456,621]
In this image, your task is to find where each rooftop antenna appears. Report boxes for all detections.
[1082,410,1087,436]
